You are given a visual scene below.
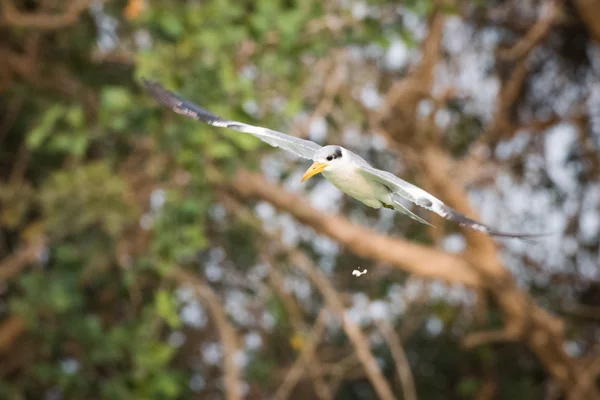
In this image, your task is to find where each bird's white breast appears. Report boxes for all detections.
[323,166,390,208]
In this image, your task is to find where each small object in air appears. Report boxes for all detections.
[352,268,368,277]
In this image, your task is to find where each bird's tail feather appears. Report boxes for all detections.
[390,198,434,227]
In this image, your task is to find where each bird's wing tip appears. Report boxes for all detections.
[140,78,227,124]
[438,205,552,239]
[140,78,175,100]
[499,231,556,240]
[140,77,159,89]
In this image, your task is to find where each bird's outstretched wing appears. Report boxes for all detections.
[142,79,322,160]
[357,164,544,238]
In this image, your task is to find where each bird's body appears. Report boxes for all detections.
[326,168,390,209]
[142,79,545,239]
[322,150,391,209]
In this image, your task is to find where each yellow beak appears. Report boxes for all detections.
[301,161,328,182]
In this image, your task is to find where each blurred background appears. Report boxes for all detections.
[1,0,600,399]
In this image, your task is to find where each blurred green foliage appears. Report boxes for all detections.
[0,0,586,398]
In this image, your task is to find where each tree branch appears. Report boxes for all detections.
[462,328,521,349]
[0,316,25,355]
[0,236,45,282]
[168,267,243,400]
[274,309,330,400]
[1,0,92,30]
[379,9,446,146]
[573,0,600,44]
[498,0,561,61]
[375,319,417,400]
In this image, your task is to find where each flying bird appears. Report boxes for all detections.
[142,78,543,238]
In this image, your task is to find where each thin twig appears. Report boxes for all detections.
[498,0,561,61]
[375,319,418,400]
[168,267,243,400]
[0,236,45,283]
[274,309,330,400]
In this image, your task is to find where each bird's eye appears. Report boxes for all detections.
[326,155,333,161]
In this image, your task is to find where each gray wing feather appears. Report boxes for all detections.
[142,79,321,160]
[357,164,544,238]
[390,193,434,227]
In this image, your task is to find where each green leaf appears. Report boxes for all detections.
[70,134,89,156]
[159,14,184,39]
[151,373,182,398]
[207,141,236,159]
[101,87,133,111]
[65,105,85,128]
[457,377,480,397]
[27,105,65,149]
[154,289,181,328]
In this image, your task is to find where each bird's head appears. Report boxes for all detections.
[301,145,344,182]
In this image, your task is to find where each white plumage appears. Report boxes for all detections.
[142,79,544,238]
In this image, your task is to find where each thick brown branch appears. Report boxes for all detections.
[569,349,600,400]
[1,0,91,30]
[379,10,445,146]
[0,236,45,282]
[462,328,521,349]
[414,9,447,83]
[498,0,561,61]
[573,0,600,43]
[419,146,502,265]
[0,316,25,355]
